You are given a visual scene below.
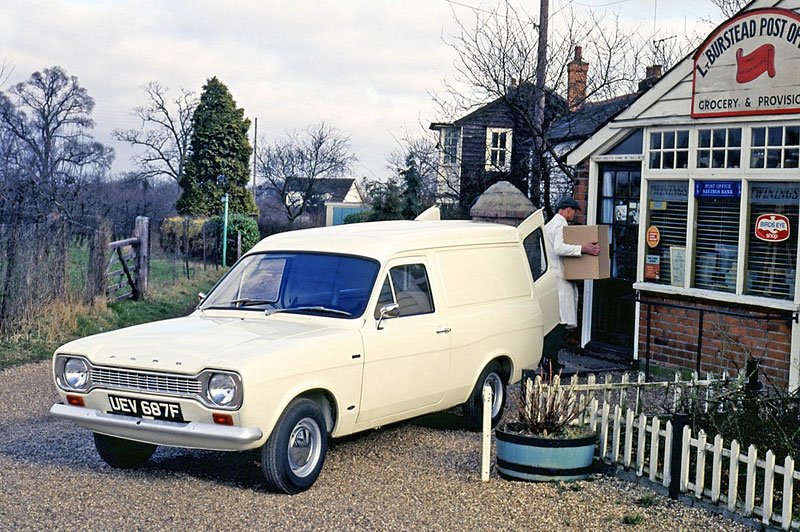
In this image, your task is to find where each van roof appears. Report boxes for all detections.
[249,220,520,262]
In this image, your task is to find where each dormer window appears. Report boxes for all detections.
[485,127,512,171]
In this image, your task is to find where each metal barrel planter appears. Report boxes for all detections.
[495,423,597,482]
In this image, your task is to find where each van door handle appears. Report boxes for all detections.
[436,327,451,334]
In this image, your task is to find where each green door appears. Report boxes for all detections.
[590,163,641,357]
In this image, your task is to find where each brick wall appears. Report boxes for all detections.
[638,293,793,388]
[572,161,589,225]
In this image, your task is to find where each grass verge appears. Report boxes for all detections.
[0,262,221,371]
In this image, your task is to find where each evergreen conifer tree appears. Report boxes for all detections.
[400,153,424,220]
[177,77,257,215]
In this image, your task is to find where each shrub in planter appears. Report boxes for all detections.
[496,374,596,482]
[204,214,260,266]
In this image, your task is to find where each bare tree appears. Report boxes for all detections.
[0,66,113,220]
[256,122,356,224]
[433,3,694,213]
[712,0,750,20]
[113,81,198,184]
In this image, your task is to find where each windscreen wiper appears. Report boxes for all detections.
[265,306,352,317]
[229,298,278,307]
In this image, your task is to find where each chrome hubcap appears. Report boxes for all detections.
[485,372,504,418]
[288,417,322,478]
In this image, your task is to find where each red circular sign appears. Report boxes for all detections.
[755,213,790,242]
[646,226,660,248]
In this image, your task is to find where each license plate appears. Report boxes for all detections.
[108,395,184,422]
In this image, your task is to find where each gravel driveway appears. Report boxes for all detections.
[1,361,748,531]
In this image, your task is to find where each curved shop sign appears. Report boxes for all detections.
[692,8,800,118]
[755,213,790,242]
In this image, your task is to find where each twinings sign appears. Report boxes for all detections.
[646,226,660,248]
[755,213,790,242]
[692,8,800,118]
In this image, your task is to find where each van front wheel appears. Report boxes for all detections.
[462,361,506,431]
[261,398,328,494]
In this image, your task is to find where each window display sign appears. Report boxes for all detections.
[670,247,686,287]
[755,213,791,242]
[646,226,660,248]
[695,181,742,198]
[645,255,661,280]
[692,8,800,118]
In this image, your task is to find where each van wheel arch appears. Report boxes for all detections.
[462,357,511,431]
[297,389,337,434]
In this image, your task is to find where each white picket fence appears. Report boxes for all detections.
[545,372,798,530]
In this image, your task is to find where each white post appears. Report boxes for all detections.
[481,384,492,482]
[695,430,707,499]
[763,450,776,526]
[649,417,660,482]
[745,445,758,515]
[711,434,723,503]
[728,439,741,512]
[636,412,647,476]
[782,455,795,530]
[663,420,673,488]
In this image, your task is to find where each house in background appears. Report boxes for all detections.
[430,47,645,216]
[290,177,366,226]
[259,177,366,227]
[430,47,664,362]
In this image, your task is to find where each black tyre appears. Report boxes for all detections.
[462,361,506,431]
[93,433,157,469]
[262,398,328,494]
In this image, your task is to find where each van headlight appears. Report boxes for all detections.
[208,373,237,406]
[63,357,89,390]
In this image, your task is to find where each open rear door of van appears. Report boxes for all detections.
[517,208,559,336]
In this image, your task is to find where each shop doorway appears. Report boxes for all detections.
[589,163,641,357]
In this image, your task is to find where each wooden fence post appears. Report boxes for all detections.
[183,217,190,280]
[134,216,149,298]
[85,221,111,303]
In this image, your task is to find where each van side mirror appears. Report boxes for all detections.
[198,292,207,302]
[376,303,400,330]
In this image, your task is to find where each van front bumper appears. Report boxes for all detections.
[50,403,263,451]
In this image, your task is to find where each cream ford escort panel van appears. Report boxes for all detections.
[51,207,558,493]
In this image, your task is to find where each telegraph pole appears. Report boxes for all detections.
[532,0,549,206]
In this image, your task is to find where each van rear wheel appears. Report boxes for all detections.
[462,361,506,431]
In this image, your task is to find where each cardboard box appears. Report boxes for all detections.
[562,225,610,280]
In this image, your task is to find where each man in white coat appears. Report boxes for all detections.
[543,196,600,370]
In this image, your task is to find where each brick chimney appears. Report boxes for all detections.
[567,46,588,112]
[638,64,663,92]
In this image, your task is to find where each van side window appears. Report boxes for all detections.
[523,228,548,281]
[374,264,435,318]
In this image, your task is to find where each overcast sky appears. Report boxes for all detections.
[0,0,726,183]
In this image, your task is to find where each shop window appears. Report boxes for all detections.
[605,129,643,156]
[648,130,689,170]
[745,182,799,300]
[645,181,689,286]
[442,127,460,166]
[697,128,741,168]
[693,184,741,293]
[750,125,800,169]
[485,128,512,171]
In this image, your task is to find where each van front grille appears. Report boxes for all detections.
[92,367,202,396]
